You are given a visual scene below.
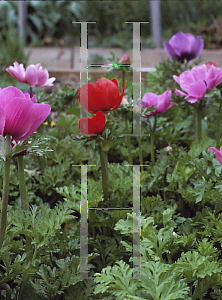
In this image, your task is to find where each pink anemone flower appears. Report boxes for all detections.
[173,64,222,103]
[208,147,222,164]
[140,90,175,118]
[6,62,56,87]
[0,86,51,141]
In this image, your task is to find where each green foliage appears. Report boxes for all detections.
[94,259,189,300]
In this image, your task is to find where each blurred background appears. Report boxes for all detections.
[1,0,222,74]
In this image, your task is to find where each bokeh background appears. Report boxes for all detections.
[1,1,222,74]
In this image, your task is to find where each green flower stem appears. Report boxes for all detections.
[2,283,11,300]
[137,135,143,171]
[125,117,133,165]
[196,103,203,142]
[18,156,29,210]
[18,245,38,300]
[29,87,33,98]
[0,135,11,248]
[122,70,125,91]
[150,115,157,164]
[150,132,155,164]
[98,144,109,204]
[18,155,32,261]
[216,98,222,149]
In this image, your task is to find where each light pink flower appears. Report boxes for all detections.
[6,62,56,87]
[120,54,130,64]
[166,146,173,152]
[140,90,175,118]
[208,147,222,164]
[0,86,51,140]
[173,64,222,103]
[120,95,129,105]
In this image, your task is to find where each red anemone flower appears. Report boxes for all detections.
[79,111,106,135]
[77,78,126,114]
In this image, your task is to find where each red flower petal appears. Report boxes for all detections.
[79,111,106,135]
[78,78,126,114]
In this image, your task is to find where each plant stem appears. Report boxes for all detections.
[150,132,155,164]
[29,86,33,98]
[18,156,29,210]
[137,135,143,171]
[150,115,157,164]
[216,98,222,149]
[98,144,109,204]
[125,117,133,165]
[0,135,11,248]
[2,283,11,300]
[18,245,38,300]
[18,155,32,261]
[196,103,202,142]
[122,70,125,91]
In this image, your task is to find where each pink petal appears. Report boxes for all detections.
[3,97,50,140]
[18,103,51,140]
[175,71,195,92]
[44,77,56,87]
[25,65,38,87]
[0,106,6,135]
[6,62,26,83]
[141,92,158,108]
[187,80,207,99]
[175,89,188,97]
[187,97,199,103]
[206,66,222,89]
[191,65,207,81]
[0,86,25,108]
[208,147,222,164]
[36,69,48,86]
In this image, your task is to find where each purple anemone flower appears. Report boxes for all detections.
[163,32,204,62]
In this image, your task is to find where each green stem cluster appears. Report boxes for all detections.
[137,135,143,171]
[18,156,32,261]
[216,97,222,149]
[125,116,133,165]
[122,70,125,91]
[98,144,109,203]
[150,115,157,164]
[196,103,203,142]
[0,135,11,248]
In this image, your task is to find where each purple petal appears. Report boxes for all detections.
[191,36,204,58]
[163,41,177,59]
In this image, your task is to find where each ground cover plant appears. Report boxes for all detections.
[2,31,222,300]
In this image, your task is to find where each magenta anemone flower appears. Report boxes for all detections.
[0,86,51,141]
[6,62,56,87]
[163,32,204,62]
[173,64,222,103]
[208,147,222,164]
[140,90,175,118]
